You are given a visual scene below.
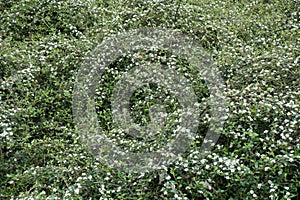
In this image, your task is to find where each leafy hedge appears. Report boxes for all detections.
[0,0,299,199]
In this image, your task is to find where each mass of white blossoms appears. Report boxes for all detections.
[0,0,299,199]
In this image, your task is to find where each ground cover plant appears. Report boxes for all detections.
[0,0,299,199]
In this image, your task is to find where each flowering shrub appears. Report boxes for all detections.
[0,0,299,199]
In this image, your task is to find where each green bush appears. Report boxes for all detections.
[0,0,299,199]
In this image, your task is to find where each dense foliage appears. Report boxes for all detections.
[0,0,299,199]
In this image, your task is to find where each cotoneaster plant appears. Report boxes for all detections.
[0,0,299,199]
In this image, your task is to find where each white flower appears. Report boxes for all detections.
[270,188,276,192]
[74,188,80,194]
[0,130,8,137]
[117,186,121,192]
[264,167,270,171]
[268,180,273,185]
